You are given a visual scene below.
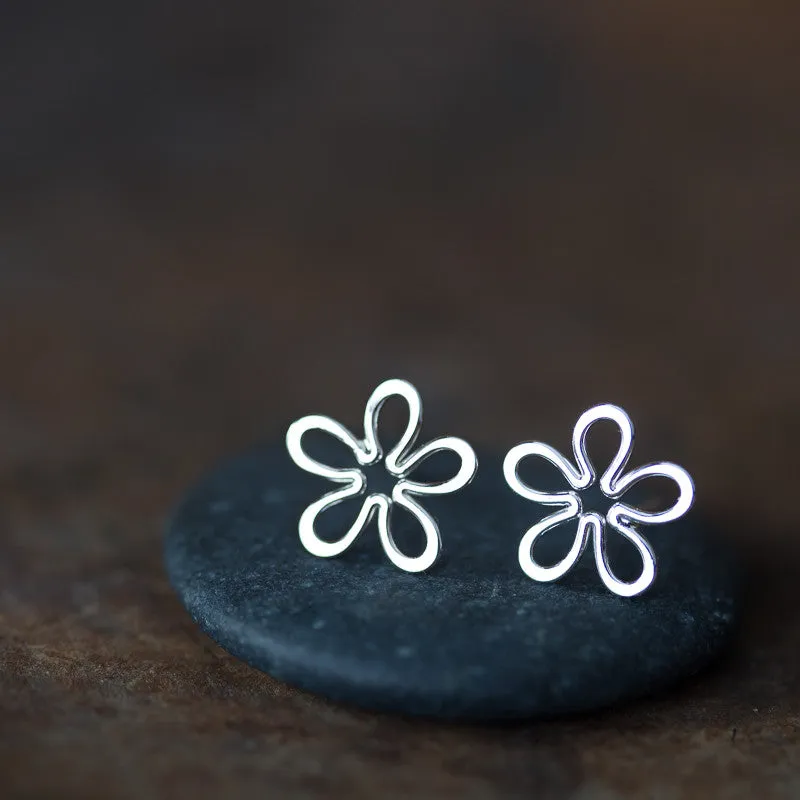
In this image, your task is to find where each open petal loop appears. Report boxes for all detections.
[518,506,587,582]
[398,436,477,496]
[286,414,366,480]
[297,477,376,558]
[362,378,422,472]
[610,462,695,525]
[503,441,587,507]
[595,510,657,597]
[572,404,635,497]
[382,486,442,572]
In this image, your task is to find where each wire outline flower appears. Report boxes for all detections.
[286,378,477,573]
[503,404,694,597]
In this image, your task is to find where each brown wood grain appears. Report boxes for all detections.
[0,3,798,797]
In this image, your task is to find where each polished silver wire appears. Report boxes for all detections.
[286,378,477,573]
[503,404,695,597]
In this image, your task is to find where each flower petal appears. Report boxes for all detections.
[396,436,477,495]
[517,505,586,582]
[286,414,367,478]
[362,378,422,474]
[595,510,657,597]
[609,462,695,524]
[572,404,634,497]
[503,441,587,505]
[379,486,441,572]
[298,477,382,558]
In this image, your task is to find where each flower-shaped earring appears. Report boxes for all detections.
[503,404,694,597]
[286,378,477,573]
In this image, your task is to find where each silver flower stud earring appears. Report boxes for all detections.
[286,378,477,573]
[503,404,694,597]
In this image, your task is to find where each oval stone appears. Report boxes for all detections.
[164,441,740,720]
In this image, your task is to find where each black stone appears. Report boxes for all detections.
[164,440,741,720]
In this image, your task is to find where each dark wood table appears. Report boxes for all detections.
[1,3,798,797]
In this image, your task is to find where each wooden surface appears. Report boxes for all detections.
[1,3,799,797]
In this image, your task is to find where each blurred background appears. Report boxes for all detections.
[3,1,800,529]
[1,2,799,797]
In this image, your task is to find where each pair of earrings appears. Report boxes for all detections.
[286,378,694,597]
